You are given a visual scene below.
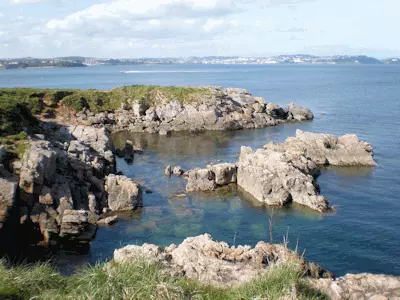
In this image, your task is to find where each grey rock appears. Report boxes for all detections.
[97,215,118,226]
[105,174,143,211]
[186,168,217,192]
[237,146,330,212]
[287,103,313,121]
[207,163,237,186]
[132,103,147,118]
[265,130,376,167]
[19,141,58,197]
[114,234,331,287]
[59,210,97,242]
[310,273,400,300]
[164,165,172,177]
[0,177,18,230]
[173,166,184,177]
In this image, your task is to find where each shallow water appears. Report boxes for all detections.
[1,64,399,276]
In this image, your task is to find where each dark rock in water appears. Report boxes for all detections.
[124,140,134,164]
[116,148,124,158]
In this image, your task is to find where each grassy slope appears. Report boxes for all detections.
[0,259,326,300]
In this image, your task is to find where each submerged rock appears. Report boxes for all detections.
[113,233,331,287]
[105,174,143,211]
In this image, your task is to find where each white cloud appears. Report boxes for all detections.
[9,0,47,3]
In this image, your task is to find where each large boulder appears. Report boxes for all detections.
[237,146,330,212]
[207,163,237,185]
[105,175,143,211]
[19,141,58,197]
[113,234,331,287]
[310,273,400,300]
[266,130,376,166]
[186,168,217,192]
[287,103,314,121]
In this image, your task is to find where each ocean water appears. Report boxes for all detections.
[1,64,400,276]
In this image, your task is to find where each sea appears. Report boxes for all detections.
[1,64,399,276]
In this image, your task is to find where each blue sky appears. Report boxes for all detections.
[0,0,399,58]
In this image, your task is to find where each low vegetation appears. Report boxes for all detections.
[0,85,211,116]
[0,259,325,299]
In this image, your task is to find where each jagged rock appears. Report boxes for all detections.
[186,168,217,192]
[97,215,118,226]
[132,103,147,118]
[107,86,313,134]
[287,103,313,121]
[19,140,58,197]
[207,163,237,186]
[265,130,376,166]
[105,174,143,211]
[310,273,400,300]
[0,177,18,230]
[237,146,330,212]
[59,210,97,242]
[164,165,172,177]
[173,166,184,177]
[113,234,331,287]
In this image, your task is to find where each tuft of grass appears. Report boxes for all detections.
[0,258,326,300]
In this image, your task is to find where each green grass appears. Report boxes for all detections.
[0,259,326,300]
[0,86,211,115]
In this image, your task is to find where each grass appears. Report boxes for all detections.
[0,86,212,116]
[0,259,326,300]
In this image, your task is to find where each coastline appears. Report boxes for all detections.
[0,84,398,299]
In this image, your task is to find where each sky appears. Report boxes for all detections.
[0,0,399,58]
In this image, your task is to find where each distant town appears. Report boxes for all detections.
[1,55,400,70]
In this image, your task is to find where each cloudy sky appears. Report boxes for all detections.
[0,0,399,58]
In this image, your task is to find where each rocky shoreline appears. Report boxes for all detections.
[1,85,398,298]
[112,234,400,299]
[69,86,314,134]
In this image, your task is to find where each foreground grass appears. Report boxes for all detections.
[0,259,326,300]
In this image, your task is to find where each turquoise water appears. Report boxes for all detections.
[1,64,400,276]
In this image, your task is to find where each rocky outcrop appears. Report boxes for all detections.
[310,273,400,300]
[185,131,375,213]
[105,174,143,211]
[0,123,131,247]
[113,234,331,287]
[264,130,376,167]
[237,146,330,212]
[73,86,313,134]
